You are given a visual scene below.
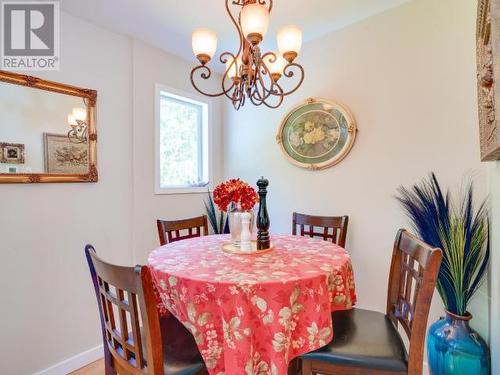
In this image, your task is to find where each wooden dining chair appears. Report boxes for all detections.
[157,215,209,246]
[300,229,442,375]
[292,212,349,247]
[85,245,207,375]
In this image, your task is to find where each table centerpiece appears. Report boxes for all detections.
[213,178,259,248]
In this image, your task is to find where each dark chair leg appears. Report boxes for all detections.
[301,359,312,375]
[288,358,301,375]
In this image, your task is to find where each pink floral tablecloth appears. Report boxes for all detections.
[148,234,356,375]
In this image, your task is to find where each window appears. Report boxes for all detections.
[155,86,210,194]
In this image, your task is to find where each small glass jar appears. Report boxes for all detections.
[228,202,254,247]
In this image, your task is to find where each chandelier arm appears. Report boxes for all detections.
[250,75,277,105]
[252,62,266,98]
[260,51,277,65]
[239,88,245,109]
[257,0,273,12]
[191,65,233,97]
[231,87,238,109]
[233,93,243,110]
[220,51,243,101]
[226,0,243,59]
[250,68,270,104]
[255,54,283,100]
[232,82,244,110]
[219,51,236,65]
[281,63,305,96]
[249,88,264,105]
[259,52,305,97]
[231,0,273,12]
[262,94,284,109]
[260,80,284,108]
[230,79,245,110]
[222,0,244,104]
[259,51,278,91]
[249,92,265,106]
[233,81,243,103]
[249,84,283,108]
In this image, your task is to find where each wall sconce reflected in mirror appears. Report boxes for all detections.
[67,107,88,143]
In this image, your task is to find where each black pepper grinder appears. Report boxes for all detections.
[256,177,270,250]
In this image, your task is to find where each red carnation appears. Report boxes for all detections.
[213,178,259,212]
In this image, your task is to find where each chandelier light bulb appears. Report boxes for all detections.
[226,56,242,80]
[240,3,270,45]
[192,28,218,64]
[67,114,77,126]
[264,53,286,81]
[72,107,87,122]
[277,25,303,63]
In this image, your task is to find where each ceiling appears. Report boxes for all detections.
[61,0,411,65]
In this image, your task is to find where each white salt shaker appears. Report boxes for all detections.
[239,212,253,252]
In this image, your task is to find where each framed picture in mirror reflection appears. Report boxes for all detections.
[0,142,25,164]
[43,133,89,174]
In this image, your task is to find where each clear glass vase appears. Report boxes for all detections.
[228,202,254,247]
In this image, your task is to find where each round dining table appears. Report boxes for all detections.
[148,234,356,375]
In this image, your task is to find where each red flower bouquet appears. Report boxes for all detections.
[213,179,259,212]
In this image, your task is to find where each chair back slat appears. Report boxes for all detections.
[157,215,209,245]
[85,245,164,375]
[292,212,349,247]
[386,229,442,375]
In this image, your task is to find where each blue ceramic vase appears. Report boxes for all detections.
[427,311,490,375]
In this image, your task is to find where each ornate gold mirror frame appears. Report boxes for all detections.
[0,70,97,183]
[477,0,500,161]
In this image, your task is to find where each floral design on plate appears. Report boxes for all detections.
[277,98,357,170]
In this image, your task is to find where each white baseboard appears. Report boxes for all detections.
[34,345,103,375]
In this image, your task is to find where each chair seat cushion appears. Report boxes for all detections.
[138,314,206,375]
[301,308,408,372]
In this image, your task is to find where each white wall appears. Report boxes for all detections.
[131,40,224,264]
[224,0,490,338]
[0,11,225,375]
[0,12,134,375]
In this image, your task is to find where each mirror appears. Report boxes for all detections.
[0,70,97,183]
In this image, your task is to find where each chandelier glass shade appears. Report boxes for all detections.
[67,107,88,144]
[190,0,304,110]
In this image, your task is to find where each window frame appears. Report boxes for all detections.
[154,84,212,195]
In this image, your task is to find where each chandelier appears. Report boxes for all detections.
[67,107,88,144]
[190,0,304,110]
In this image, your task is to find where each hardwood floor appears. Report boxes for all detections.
[70,359,104,375]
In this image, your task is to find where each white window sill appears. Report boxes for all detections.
[155,186,210,195]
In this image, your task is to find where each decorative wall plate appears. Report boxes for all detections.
[277,98,357,170]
